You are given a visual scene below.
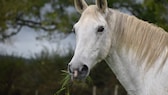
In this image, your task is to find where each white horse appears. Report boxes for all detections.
[68,0,168,95]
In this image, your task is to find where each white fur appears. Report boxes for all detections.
[105,46,168,95]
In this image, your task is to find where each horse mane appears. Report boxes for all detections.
[110,9,168,70]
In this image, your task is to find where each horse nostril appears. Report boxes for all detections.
[81,65,88,73]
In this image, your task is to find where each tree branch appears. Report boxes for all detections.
[0,25,22,42]
[16,18,57,31]
[0,16,58,41]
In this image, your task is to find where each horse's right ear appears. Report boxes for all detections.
[74,0,88,14]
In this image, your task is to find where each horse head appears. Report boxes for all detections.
[68,0,112,80]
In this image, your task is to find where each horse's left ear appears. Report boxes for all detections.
[74,0,88,14]
[96,0,107,13]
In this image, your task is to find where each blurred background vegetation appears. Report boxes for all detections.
[0,0,168,95]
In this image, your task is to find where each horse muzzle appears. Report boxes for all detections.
[68,64,89,80]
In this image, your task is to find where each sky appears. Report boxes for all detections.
[0,27,76,58]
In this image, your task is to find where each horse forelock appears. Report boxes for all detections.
[109,10,168,71]
[79,5,108,23]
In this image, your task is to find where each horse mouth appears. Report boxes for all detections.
[68,65,89,80]
[69,69,88,80]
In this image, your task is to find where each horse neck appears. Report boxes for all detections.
[105,9,168,95]
[104,10,142,94]
[105,41,144,95]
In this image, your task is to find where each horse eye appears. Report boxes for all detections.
[97,26,104,33]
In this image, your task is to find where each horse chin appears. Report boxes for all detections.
[71,75,87,81]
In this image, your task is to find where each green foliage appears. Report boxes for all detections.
[142,0,168,31]
[0,55,25,95]
[0,51,126,95]
[0,0,78,41]
[0,0,48,29]
[55,70,71,95]
[55,70,93,95]
[0,52,73,95]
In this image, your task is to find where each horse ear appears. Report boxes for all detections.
[96,0,107,13]
[74,0,88,14]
